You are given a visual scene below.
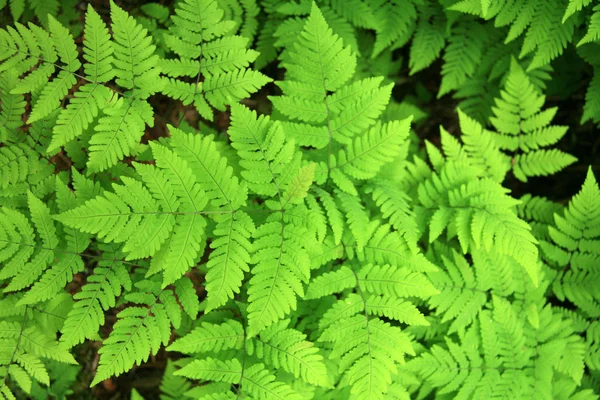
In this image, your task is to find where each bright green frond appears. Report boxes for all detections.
[60,245,131,347]
[92,278,187,385]
[418,162,540,285]
[520,0,575,71]
[160,0,270,117]
[330,118,412,184]
[110,0,161,97]
[176,358,303,399]
[541,168,600,317]
[167,319,244,354]
[87,97,154,172]
[285,4,356,92]
[205,211,254,311]
[246,216,314,336]
[228,103,297,197]
[438,22,487,97]
[305,265,355,299]
[582,68,600,125]
[83,5,114,83]
[248,320,330,386]
[0,70,26,142]
[489,60,576,181]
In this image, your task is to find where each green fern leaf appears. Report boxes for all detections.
[167,320,244,354]
[489,60,576,181]
[247,216,313,336]
[438,23,487,97]
[47,6,113,152]
[0,70,26,142]
[329,118,412,186]
[110,0,161,97]
[92,278,187,385]
[87,97,153,172]
[176,359,302,399]
[541,168,600,317]
[409,2,446,74]
[521,0,575,71]
[205,211,254,311]
[27,16,80,124]
[247,319,330,386]
[60,244,132,347]
[582,68,600,125]
[563,0,593,22]
[160,0,270,116]
[418,161,540,285]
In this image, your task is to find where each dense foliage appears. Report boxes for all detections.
[0,0,599,399]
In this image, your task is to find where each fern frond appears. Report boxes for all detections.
[246,215,313,336]
[60,244,131,347]
[18,179,90,305]
[418,161,540,285]
[426,248,488,335]
[176,358,302,399]
[47,6,113,152]
[489,60,576,181]
[205,211,254,311]
[318,292,415,399]
[56,147,208,287]
[367,179,420,249]
[91,277,191,385]
[27,17,80,124]
[305,265,355,299]
[0,22,54,77]
[520,0,575,71]
[205,69,271,111]
[110,0,160,97]
[228,103,297,197]
[87,97,153,172]
[247,319,330,386]
[337,190,370,250]
[146,143,208,286]
[314,187,344,244]
[444,110,509,182]
[578,5,600,45]
[329,118,412,188]
[160,0,270,116]
[159,360,192,400]
[410,301,586,398]
[286,3,356,91]
[438,22,487,97]
[409,2,446,74]
[358,263,439,299]
[1,192,58,292]
[563,0,593,22]
[513,150,578,182]
[0,144,39,190]
[371,0,417,58]
[0,70,26,142]
[582,68,600,125]
[541,168,600,317]
[48,84,112,153]
[167,319,244,354]
[0,318,77,393]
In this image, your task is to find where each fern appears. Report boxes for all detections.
[0,1,598,397]
[409,301,587,399]
[46,6,113,153]
[417,158,540,286]
[541,168,600,318]
[91,275,196,385]
[485,59,576,181]
[159,0,271,120]
[55,129,213,287]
